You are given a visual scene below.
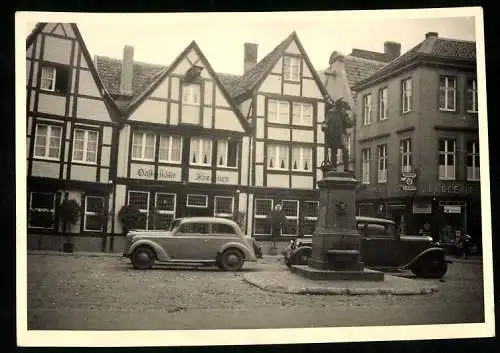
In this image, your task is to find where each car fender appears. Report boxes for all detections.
[218,242,257,261]
[404,247,446,269]
[128,239,171,262]
[289,245,312,260]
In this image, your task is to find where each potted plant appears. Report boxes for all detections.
[57,199,81,253]
[118,204,142,236]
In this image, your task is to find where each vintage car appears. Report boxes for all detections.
[123,217,259,271]
[284,216,450,278]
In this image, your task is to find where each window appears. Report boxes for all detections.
[402,78,412,113]
[466,141,480,181]
[377,144,388,183]
[292,103,313,126]
[400,139,412,173]
[466,78,478,113]
[72,129,98,164]
[291,146,312,171]
[214,196,234,218]
[40,65,69,94]
[439,76,457,111]
[186,194,208,208]
[128,191,150,230]
[439,139,456,180]
[214,223,237,235]
[182,83,201,105]
[179,222,210,234]
[154,193,176,230]
[190,137,212,165]
[282,200,299,236]
[378,87,388,120]
[267,144,289,170]
[132,132,155,161]
[283,56,300,81]
[28,192,56,229]
[361,148,371,184]
[34,123,62,160]
[268,100,290,124]
[362,94,372,125]
[216,139,239,168]
[302,201,319,237]
[254,198,273,235]
[159,135,182,163]
[84,196,105,232]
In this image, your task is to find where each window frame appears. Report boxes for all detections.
[28,191,56,229]
[466,77,478,113]
[186,194,208,208]
[401,78,412,113]
[158,135,183,164]
[33,123,63,161]
[281,199,299,237]
[292,102,313,126]
[181,82,201,106]
[127,190,150,230]
[362,93,372,125]
[214,196,234,218]
[131,131,156,162]
[72,128,99,164]
[40,66,56,92]
[283,55,301,82]
[377,144,388,183]
[267,99,290,124]
[438,138,456,181]
[302,200,319,237]
[83,195,105,232]
[361,148,371,185]
[254,198,274,236]
[216,139,239,168]
[267,143,290,171]
[154,192,177,230]
[466,140,480,181]
[378,87,388,121]
[189,137,213,166]
[291,145,313,172]
[439,75,457,112]
[400,139,413,174]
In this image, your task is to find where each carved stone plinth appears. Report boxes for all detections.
[295,170,384,281]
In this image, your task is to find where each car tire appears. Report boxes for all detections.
[131,246,156,270]
[415,256,448,279]
[219,248,244,271]
[287,247,312,267]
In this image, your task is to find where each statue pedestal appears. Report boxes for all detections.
[295,171,384,281]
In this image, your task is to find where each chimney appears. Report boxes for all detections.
[120,45,134,96]
[425,32,438,39]
[383,41,401,60]
[243,43,258,73]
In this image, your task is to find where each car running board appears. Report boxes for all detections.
[160,259,216,266]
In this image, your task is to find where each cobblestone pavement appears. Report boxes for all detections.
[26,254,485,330]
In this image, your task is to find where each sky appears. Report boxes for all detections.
[25,11,477,76]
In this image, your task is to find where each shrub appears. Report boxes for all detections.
[57,199,81,233]
[118,204,142,234]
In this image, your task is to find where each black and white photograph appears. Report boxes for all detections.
[16,8,494,347]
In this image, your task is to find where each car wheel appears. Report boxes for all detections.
[131,246,156,270]
[418,256,448,279]
[289,247,312,267]
[219,248,244,271]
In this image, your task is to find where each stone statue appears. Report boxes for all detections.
[321,97,353,172]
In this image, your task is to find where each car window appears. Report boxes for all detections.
[213,223,237,235]
[178,222,211,235]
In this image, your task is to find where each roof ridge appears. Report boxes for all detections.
[436,37,476,44]
[346,55,388,65]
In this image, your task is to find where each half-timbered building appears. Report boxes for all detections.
[26,23,121,251]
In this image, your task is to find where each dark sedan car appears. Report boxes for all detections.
[284,216,450,278]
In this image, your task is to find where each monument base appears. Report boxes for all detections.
[291,265,385,281]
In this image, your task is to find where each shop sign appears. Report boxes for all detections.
[216,170,238,185]
[412,202,432,214]
[400,172,417,191]
[420,182,478,195]
[130,163,154,180]
[157,166,181,182]
[189,169,212,184]
[444,205,462,214]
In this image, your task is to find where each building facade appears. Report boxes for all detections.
[352,32,481,251]
[26,23,121,251]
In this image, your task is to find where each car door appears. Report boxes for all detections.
[170,221,212,260]
[204,223,242,259]
[360,222,394,266]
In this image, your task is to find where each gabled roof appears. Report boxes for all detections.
[353,36,476,89]
[349,49,394,63]
[344,56,387,89]
[26,23,122,122]
[230,31,330,102]
[123,40,251,133]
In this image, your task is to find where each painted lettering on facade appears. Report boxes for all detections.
[419,182,478,195]
[157,166,180,181]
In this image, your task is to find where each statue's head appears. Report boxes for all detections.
[274,204,282,211]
